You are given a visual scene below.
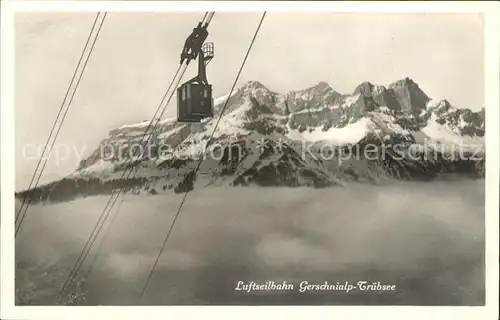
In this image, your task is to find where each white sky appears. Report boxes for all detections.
[15,12,484,189]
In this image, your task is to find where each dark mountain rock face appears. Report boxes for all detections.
[353,78,431,116]
[285,81,342,114]
[16,78,485,204]
[389,77,431,116]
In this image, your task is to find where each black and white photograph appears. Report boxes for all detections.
[1,1,499,319]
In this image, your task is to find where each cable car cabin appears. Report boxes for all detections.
[177,21,214,123]
[177,82,214,122]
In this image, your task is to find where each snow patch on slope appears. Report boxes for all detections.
[286,117,374,145]
[72,159,115,177]
[426,100,440,109]
[118,117,176,130]
[342,94,361,108]
[370,112,409,136]
[420,115,484,153]
[214,94,230,107]
[209,98,253,138]
[157,126,184,140]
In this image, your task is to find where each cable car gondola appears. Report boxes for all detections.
[177,21,214,123]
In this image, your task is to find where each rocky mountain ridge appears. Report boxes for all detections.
[16,77,485,203]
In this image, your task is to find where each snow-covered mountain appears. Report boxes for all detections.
[17,78,485,203]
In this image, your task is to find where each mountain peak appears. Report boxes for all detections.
[299,81,336,97]
[21,74,486,201]
[310,81,332,91]
[478,107,485,118]
[388,77,430,115]
[388,77,419,89]
[353,81,375,96]
[241,80,269,92]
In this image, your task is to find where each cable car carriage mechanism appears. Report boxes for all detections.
[177,21,215,123]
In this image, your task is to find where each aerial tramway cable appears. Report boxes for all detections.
[83,191,125,280]
[138,12,267,303]
[81,63,185,281]
[56,61,186,303]
[57,12,215,303]
[15,12,107,237]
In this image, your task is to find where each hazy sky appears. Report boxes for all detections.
[15,12,484,189]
